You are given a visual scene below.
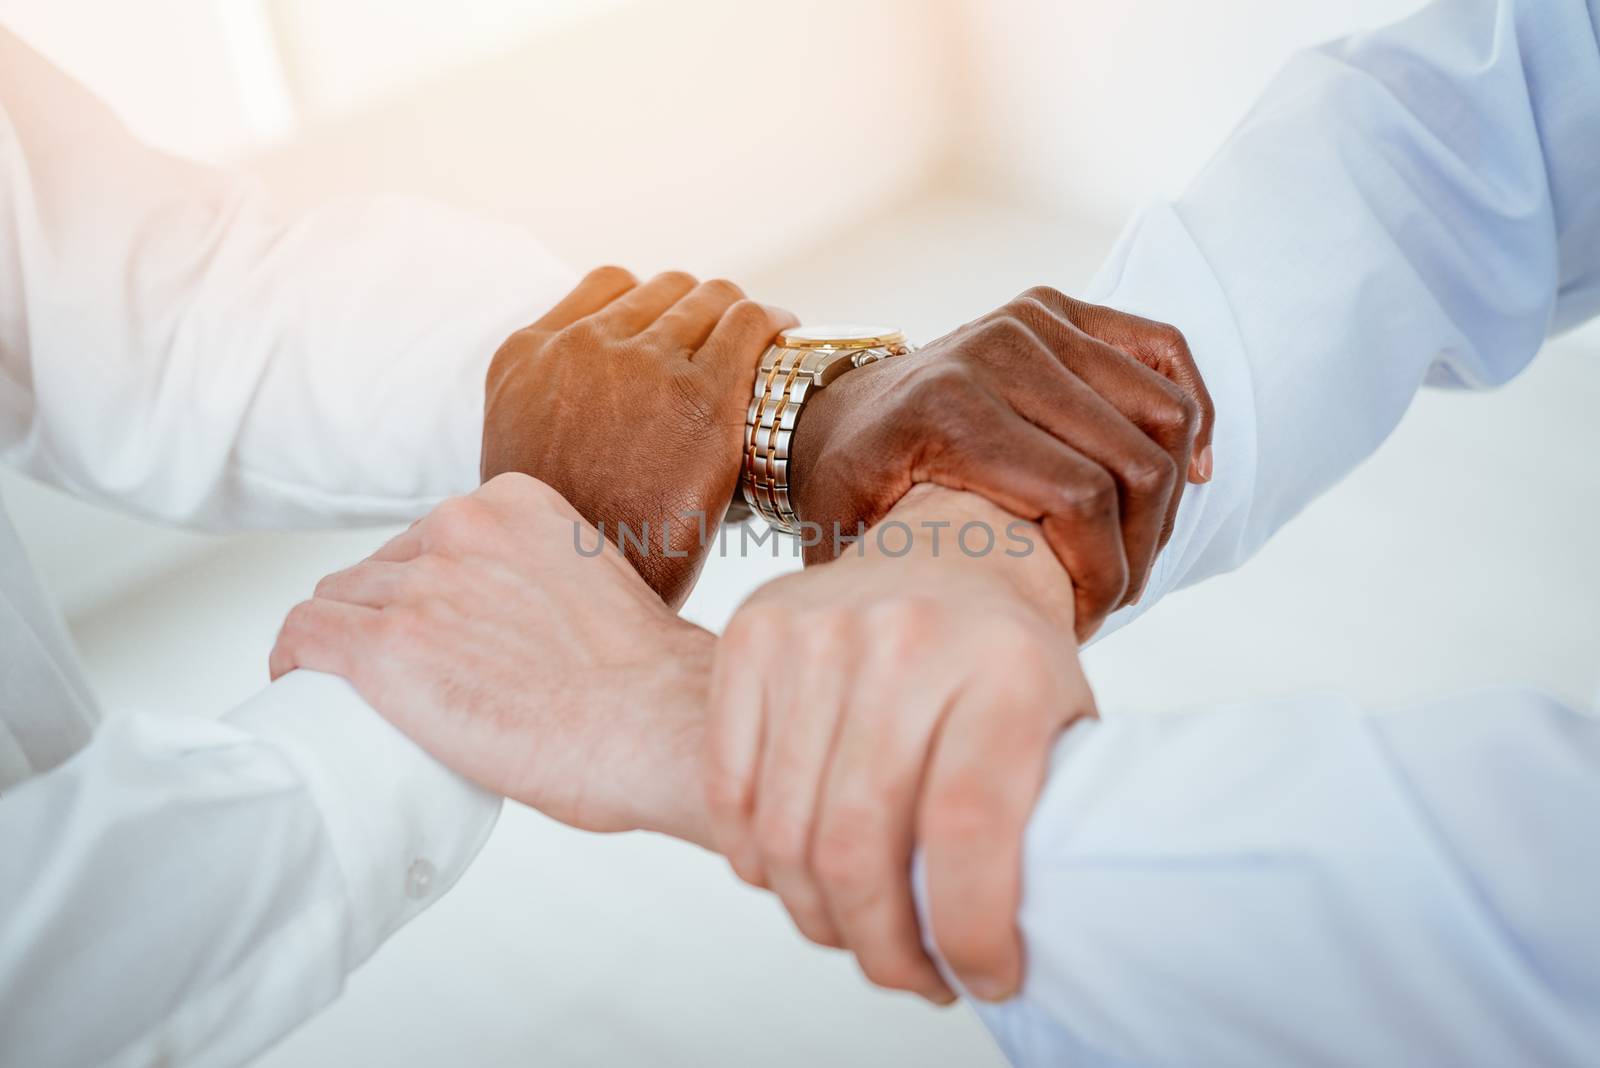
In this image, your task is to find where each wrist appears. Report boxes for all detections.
[785,383,834,522]
[874,486,1078,636]
[621,623,717,850]
[754,328,907,529]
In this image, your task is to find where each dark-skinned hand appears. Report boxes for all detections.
[789,286,1215,641]
[481,266,795,608]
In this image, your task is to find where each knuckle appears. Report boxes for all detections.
[994,647,1059,705]
[936,923,1004,977]
[723,299,780,337]
[701,277,745,302]
[554,318,604,351]
[499,325,543,352]
[485,335,531,386]
[426,497,484,545]
[654,269,698,290]
[723,603,786,655]
[702,766,750,820]
[719,625,764,663]
[280,599,319,639]
[374,604,423,649]
[615,334,655,360]
[482,470,535,497]
[983,610,1042,651]
[1016,284,1067,309]
[794,911,843,950]
[1124,447,1179,499]
[1150,320,1192,360]
[1178,388,1203,427]
[979,615,1054,674]
[526,474,569,508]
[907,362,978,415]
[1056,469,1118,521]
[1150,387,1202,439]
[727,852,768,890]
[403,551,449,591]
[811,817,871,887]
[974,314,1034,352]
[859,952,926,994]
[862,595,940,652]
[584,264,637,290]
[756,809,812,869]
[796,618,856,665]
[923,784,1002,845]
[998,297,1051,335]
[486,471,572,520]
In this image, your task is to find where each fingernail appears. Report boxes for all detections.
[968,977,1016,1003]
[1194,444,1214,483]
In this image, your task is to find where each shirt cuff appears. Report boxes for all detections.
[224,670,501,967]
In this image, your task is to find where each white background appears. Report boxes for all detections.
[1,1,1596,1065]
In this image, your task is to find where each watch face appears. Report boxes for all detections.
[780,324,904,349]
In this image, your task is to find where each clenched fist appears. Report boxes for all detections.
[790,287,1215,641]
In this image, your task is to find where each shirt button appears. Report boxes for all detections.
[405,858,436,901]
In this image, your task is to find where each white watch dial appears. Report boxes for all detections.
[780,324,900,346]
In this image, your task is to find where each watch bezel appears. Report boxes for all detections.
[778,325,907,352]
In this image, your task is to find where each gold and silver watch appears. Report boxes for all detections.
[740,324,914,534]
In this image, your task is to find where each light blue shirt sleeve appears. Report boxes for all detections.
[1093,0,1600,631]
[958,0,1600,1063]
[981,691,1600,1066]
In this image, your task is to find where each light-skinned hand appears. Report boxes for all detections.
[705,484,1091,1004]
[269,472,717,846]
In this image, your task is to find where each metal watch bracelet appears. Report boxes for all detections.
[740,327,912,534]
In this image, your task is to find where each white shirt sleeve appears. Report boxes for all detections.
[942,0,1600,1063]
[0,24,576,528]
[0,672,500,1068]
[0,24,555,1066]
[1087,0,1600,643]
[976,690,1600,1066]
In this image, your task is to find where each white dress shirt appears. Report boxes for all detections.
[5,0,1599,1064]
[960,0,1600,1063]
[0,26,574,1068]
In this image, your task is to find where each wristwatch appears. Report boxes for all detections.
[741,324,914,534]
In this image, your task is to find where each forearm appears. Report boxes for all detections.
[617,628,719,851]
[0,673,496,1066]
[1080,0,1600,641]
[968,689,1600,1066]
[0,26,573,526]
